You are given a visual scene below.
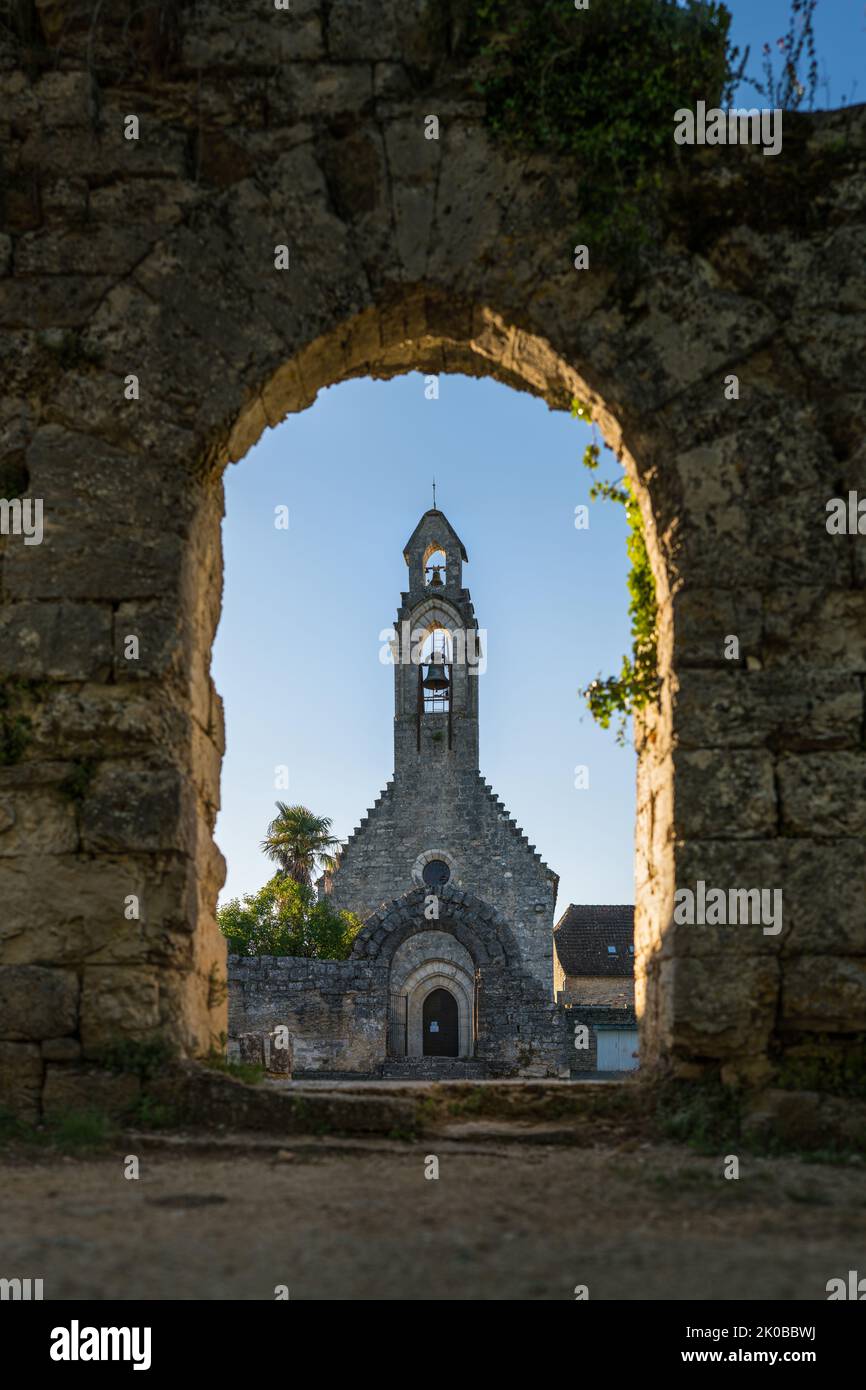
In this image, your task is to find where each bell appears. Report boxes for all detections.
[422,656,450,691]
[428,565,444,588]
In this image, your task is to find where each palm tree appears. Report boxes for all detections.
[261,803,340,887]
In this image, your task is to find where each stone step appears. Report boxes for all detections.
[380,1057,490,1081]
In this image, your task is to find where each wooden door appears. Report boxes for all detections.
[423,988,459,1057]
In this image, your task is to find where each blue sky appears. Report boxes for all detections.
[213,0,862,914]
[728,0,861,110]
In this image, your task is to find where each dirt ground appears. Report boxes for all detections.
[2,1135,864,1300]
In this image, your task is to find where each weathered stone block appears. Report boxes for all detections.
[673,748,777,838]
[0,789,79,857]
[782,956,866,1031]
[778,753,866,836]
[238,1033,265,1067]
[80,767,197,856]
[181,1,324,67]
[327,0,432,63]
[267,1029,293,1075]
[42,1064,140,1120]
[0,965,78,1040]
[16,227,153,278]
[0,274,114,329]
[674,669,862,750]
[41,1036,82,1061]
[0,1040,42,1121]
[668,585,763,669]
[764,589,866,670]
[0,601,112,680]
[636,834,866,968]
[0,851,199,968]
[80,967,160,1057]
[659,954,779,1066]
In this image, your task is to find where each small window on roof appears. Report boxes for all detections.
[607,945,617,955]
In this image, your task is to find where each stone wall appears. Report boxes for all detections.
[328,770,558,991]
[559,976,636,1008]
[0,1,863,1112]
[228,888,575,1079]
[228,947,572,1079]
[228,955,387,1076]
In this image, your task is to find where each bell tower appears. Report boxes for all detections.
[393,508,481,775]
[327,500,558,995]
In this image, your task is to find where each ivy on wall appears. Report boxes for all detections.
[458,0,736,255]
[572,402,659,744]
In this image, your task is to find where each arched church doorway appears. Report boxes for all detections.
[423,989,459,1058]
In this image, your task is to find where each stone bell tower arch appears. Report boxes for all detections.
[393,507,480,772]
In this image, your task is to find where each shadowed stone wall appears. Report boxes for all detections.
[0,1,864,1112]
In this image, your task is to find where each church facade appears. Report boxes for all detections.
[228,509,633,1078]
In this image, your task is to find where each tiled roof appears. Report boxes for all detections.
[554,904,634,977]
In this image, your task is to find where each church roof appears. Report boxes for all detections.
[554,904,634,977]
[403,508,468,563]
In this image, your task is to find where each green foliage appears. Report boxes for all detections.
[0,679,46,765]
[0,1105,28,1142]
[573,400,659,743]
[218,873,362,960]
[130,1094,177,1129]
[59,757,97,803]
[45,1108,117,1153]
[773,1044,866,1101]
[95,1037,177,1080]
[202,1051,265,1085]
[462,0,736,257]
[260,802,340,886]
[655,1079,742,1153]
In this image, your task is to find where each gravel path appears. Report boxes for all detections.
[2,1139,863,1300]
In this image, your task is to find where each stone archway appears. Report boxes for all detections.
[387,930,476,1058]
[356,886,542,1072]
[353,885,521,970]
[1,3,864,1114]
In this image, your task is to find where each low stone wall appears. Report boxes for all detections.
[228,956,388,1075]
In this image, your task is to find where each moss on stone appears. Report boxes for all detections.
[458,0,734,259]
[0,679,48,766]
[58,758,97,803]
[95,1037,178,1081]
